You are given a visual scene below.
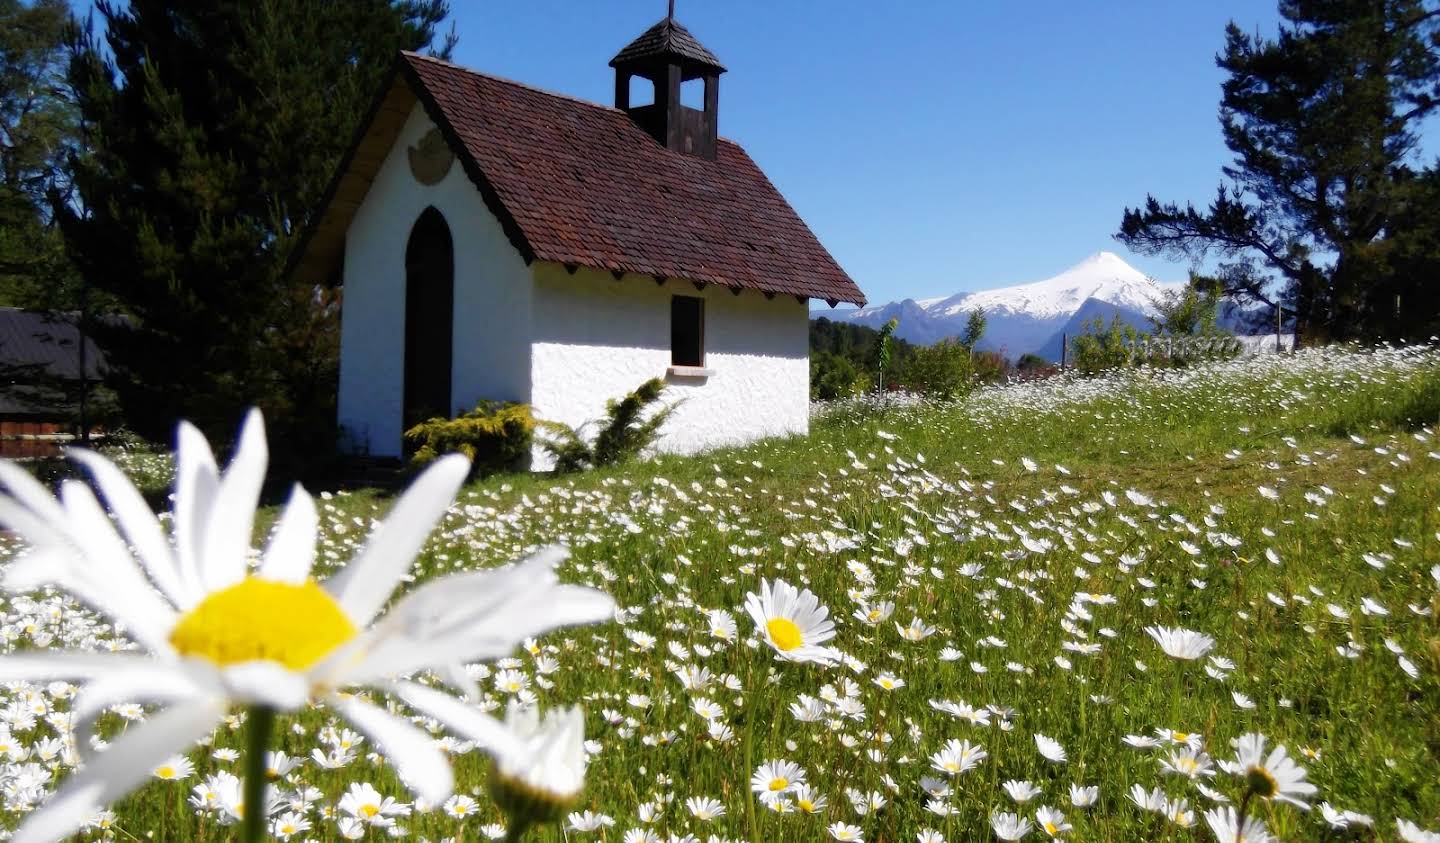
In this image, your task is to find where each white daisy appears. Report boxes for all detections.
[0,410,615,843]
[1144,625,1216,660]
[1034,733,1066,763]
[744,579,837,664]
[1225,732,1316,809]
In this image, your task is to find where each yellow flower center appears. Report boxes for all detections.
[768,777,789,791]
[766,618,803,651]
[361,804,381,818]
[798,799,815,812]
[155,766,175,779]
[1044,821,1058,834]
[169,578,357,670]
[1245,766,1278,798]
[1173,732,1190,742]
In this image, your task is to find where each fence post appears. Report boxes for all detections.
[1060,333,1067,371]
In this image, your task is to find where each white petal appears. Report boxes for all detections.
[330,552,613,685]
[55,481,177,653]
[173,421,220,603]
[0,497,76,590]
[199,408,267,592]
[324,454,468,626]
[389,680,523,757]
[47,481,174,651]
[0,459,67,523]
[0,652,167,682]
[258,484,317,583]
[69,448,190,607]
[71,665,202,754]
[329,693,453,803]
[217,661,310,710]
[13,697,224,843]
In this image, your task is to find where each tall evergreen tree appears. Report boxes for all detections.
[0,0,78,309]
[58,0,454,466]
[1117,0,1440,343]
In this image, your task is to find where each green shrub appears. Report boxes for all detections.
[1070,310,1242,376]
[972,349,1008,385]
[539,378,678,473]
[403,401,534,476]
[899,339,976,399]
[1070,316,1142,376]
[810,351,868,400]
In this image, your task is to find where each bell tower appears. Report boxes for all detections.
[610,3,726,160]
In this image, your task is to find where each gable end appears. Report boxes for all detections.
[288,56,536,286]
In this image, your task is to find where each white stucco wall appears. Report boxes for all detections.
[338,103,533,456]
[529,264,810,468]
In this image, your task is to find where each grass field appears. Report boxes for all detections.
[2,343,1439,842]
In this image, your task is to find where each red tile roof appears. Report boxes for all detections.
[396,53,865,306]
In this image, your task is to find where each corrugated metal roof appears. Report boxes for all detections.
[0,308,106,380]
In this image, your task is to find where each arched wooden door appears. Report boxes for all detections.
[403,207,454,433]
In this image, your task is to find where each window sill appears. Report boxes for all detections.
[667,365,714,379]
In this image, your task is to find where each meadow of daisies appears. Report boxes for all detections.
[2,342,1439,842]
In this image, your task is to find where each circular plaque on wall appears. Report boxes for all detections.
[408,128,455,186]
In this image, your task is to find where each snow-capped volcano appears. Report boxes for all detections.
[817,252,1184,360]
[928,252,1179,319]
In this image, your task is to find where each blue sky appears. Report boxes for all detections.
[74,1,1432,303]
[450,0,1286,303]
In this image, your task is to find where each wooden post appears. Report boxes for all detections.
[1275,302,1282,354]
[1060,332,1067,371]
[78,280,89,445]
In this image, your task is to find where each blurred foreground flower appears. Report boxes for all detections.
[0,410,615,843]
[483,701,588,839]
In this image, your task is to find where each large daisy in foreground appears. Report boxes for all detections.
[0,410,615,843]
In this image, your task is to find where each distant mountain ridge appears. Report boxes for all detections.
[814,252,1188,361]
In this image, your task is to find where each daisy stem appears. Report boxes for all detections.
[743,659,760,843]
[241,704,275,843]
[503,818,533,842]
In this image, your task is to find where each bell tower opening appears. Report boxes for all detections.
[610,6,726,160]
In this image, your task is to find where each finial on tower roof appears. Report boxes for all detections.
[667,0,675,21]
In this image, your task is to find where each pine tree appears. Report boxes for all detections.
[960,307,987,349]
[1117,0,1440,343]
[0,0,78,309]
[58,0,454,467]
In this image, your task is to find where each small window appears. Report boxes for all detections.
[671,296,704,367]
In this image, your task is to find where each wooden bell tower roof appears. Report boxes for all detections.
[609,17,725,75]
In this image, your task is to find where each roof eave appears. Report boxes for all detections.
[534,258,866,307]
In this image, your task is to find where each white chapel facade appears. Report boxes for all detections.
[290,14,865,466]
